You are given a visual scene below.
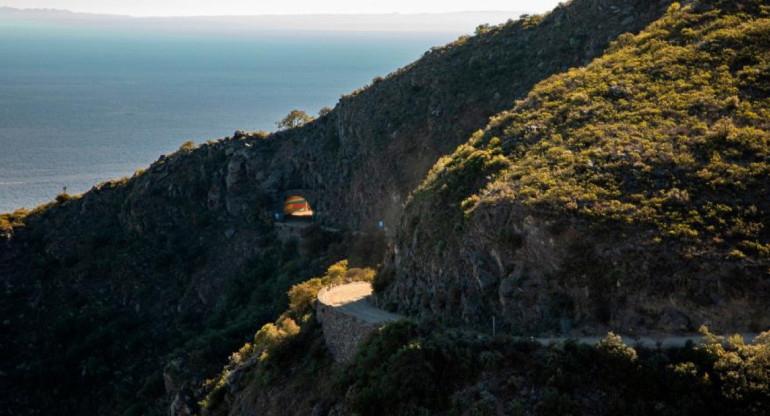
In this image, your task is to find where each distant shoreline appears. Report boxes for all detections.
[0,7,532,34]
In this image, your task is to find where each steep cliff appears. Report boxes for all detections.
[0,0,674,414]
[377,0,770,336]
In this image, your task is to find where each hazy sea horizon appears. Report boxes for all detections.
[0,17,467,213]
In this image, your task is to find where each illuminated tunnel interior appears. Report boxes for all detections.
[283,195,313,218]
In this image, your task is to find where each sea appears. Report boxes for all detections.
[0,18,461,213]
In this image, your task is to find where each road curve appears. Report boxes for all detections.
[317,282,403,325]
[318,283,761,348]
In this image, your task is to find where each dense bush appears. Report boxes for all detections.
[341,323,480,415]
[287,277,324,319]
[339,327,770,415]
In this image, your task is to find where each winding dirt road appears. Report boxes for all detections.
[517,334,758,348]
[320,282,760,347]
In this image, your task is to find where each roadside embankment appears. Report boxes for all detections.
[316,282,402,362]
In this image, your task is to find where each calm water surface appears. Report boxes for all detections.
[0,20,454,212]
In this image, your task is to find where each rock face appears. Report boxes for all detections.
[379,203,770,336]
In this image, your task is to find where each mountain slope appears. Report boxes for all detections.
[377,0,770,335]
[0,0,674,414]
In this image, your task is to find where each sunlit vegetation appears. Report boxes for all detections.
[0,208,28,233]
[411,1,770,262]
[200,260,376,412]
[275,109,313,130]
[178,140,197,153]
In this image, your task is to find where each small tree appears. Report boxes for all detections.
[276,109,313,130]
[318,106,333,117]
[178,140,196,153]
[55,186,74,204]
[324,260,348,286]
[287,278,323,317]
[475,23,491,35]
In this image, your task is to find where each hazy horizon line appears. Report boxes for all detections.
[0,6,535,34]
[0,6,534,19]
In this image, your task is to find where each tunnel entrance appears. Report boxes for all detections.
[283,195,313,219]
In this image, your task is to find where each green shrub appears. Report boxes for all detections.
[287,278,324,319]
[178,140,196,152]
[276,109,313,130]
[324,260,348,286]
[699,327,770,407]
[0,208,28,232]
[340,323,480,415]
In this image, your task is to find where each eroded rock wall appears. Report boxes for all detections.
[378,200,770,336]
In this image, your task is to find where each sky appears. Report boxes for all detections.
[0,0,562,16]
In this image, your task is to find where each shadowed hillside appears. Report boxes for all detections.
[0,1,674,414]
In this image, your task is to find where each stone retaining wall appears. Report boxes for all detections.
[315,288,381,363]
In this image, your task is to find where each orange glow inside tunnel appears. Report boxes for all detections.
[283,195,313,217]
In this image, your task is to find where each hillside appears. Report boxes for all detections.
[197,2,770,415]
[376,0,770,336]
[0,0,674,414]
